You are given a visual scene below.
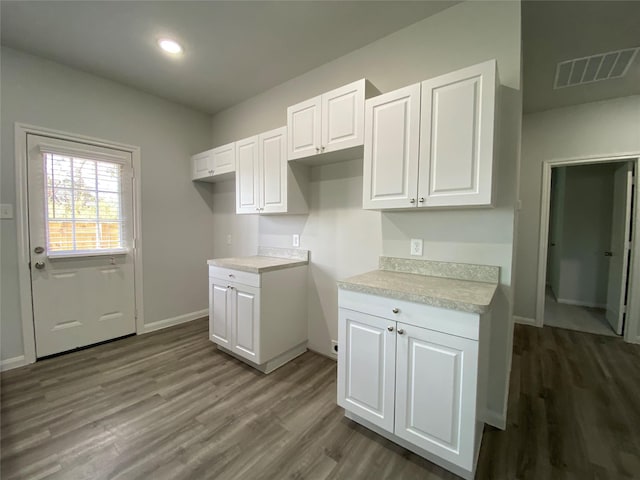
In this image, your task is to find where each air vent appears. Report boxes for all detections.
[553,47,639,89]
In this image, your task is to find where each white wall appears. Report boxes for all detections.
[209,0,521,424]
[0,47,214,361]
[515,96,640,321]
[552,164,615,306]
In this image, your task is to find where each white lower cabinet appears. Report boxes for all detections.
[338,290,488,479]
[209,265,308,373]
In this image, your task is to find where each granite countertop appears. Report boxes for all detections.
[338,257,499,314]
[207,247,309,274]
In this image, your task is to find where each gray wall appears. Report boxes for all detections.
[209,0,522,423]
[0,47,214,361]
[549,164,615,306]
[515,95,640,321]
[547,167,566,296]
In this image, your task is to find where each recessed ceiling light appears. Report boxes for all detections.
[158,38,183,55]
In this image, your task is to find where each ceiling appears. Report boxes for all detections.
[523,1,640,113]
[0,1,457,115]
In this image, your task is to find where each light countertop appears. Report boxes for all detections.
[207,246,309,273]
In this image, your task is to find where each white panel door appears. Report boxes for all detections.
[419,60,496,207]
[210,279,231,347]
[606,162,633,334]
[322,79,364,153]
[259,127,287,214]
[337,308,396,432]
[191,149,214,180]
[212,142,236,176]
[395,324,478,470]
[231,284,260,363]
[27,134,136,358]
[287,96,321,160]
[235,136,260,214]
[362,84,421,210]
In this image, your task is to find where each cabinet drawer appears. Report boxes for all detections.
[209,266,260,288]
[338,289,480,340]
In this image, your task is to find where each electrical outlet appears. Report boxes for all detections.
[292,234,300,247]
[0,204,13,219]
[410,238,423,256]
[330,340,338,357]
[226,234,232,245]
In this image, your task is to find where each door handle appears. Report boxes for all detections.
[35,261,45,270]
[604,251,613,257]
[34,246,45,254]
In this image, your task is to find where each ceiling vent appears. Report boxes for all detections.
[553,47,639,89]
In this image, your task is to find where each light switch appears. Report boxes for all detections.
[0,204,13,219]
[292,234,300,247]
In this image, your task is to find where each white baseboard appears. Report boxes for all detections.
[1,355,28,372]
[556,298,606,309]
[483,408,507,430]
[141,309,208,334]
[513,315,537,326]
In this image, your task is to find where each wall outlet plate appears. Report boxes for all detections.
[410,238,423,256]
[330,340,338,357]
[292,234,300,247]
[0,204,13,219]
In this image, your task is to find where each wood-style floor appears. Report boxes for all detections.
[2,319,639,480]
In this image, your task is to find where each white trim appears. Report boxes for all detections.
[0,356,28,372]
[555,299,606,309]
[14,123,144,364]
[141,309,208,334]
[513,315,536,326]
[483,408,507,430]
[536,153,640,346]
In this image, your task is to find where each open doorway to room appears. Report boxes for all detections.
[538,157,637,338]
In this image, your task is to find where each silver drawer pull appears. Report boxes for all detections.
[387,326,394,332]
[392,308,399,314]
[228,274,235,278]
[397,328,405,335]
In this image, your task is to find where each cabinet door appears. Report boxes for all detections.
[395,323,478,470]
[212,142,236,176]
[287,96,321,160]
[337,308,396,432]
[259,127,287,214]
[231,284,260,364]
[209,279,231,347]
[362,84,421,210]
[419,60,496,207]
[191,149,214,180]
[235,136,260,214]
[322,79,364,153]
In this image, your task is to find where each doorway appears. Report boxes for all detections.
[536,155,638,340]
[15,124,144,364]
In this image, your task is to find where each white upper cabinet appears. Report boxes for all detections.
[419,60,497,207]
[287,79,377,163]
[236,127,309,215]
[363,60,498,210]
[363,84,421,210]
[191,142,236,182]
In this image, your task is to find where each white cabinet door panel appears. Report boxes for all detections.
[338,308,396,432]
[212,142,236,175]
[322,79,364,153]
[235,136,260,214]
[288,96,321,160]
[419,60,496,207]
[363,84,421,210]
[232,286,260,363]
[260,127,287,213]
[210,280,231,347]
[395,324,478,470]
[192,149,214,180]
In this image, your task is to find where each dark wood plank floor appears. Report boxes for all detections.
[2,319,639,480]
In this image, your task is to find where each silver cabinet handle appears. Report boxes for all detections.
[315,147,320,153]
[392,308,399,314]
[397,328,405,335]
[34,261,45,270]
[228,274,235,278]
[409,198,416,204]
[321,146,325,152]
[387,326,394,332]
[419,197,425,203]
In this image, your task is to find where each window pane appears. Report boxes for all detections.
[100,223,121,248]
[98,192,120,220]
[48,187,73,219]
[74,190,97,219]
[50,155,72,188]
[75,222,98,250]
[48,221,74,251]
[97,162,120,192]
[73,158,96,190]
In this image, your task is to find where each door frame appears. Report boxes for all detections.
[14,123,145,364]
[536,153,640,343]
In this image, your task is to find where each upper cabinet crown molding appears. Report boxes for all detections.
[363,60,499,210]
[191,142,236,182]
[287,78,379,165]
[236,127,309,215]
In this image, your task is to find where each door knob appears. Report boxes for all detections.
[604,251,613,257]
[35,261,45,270]
[397,328,405,335]
[34,246,44,254]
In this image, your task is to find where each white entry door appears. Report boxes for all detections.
[27,134,136,357]
[605,162,633,335]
